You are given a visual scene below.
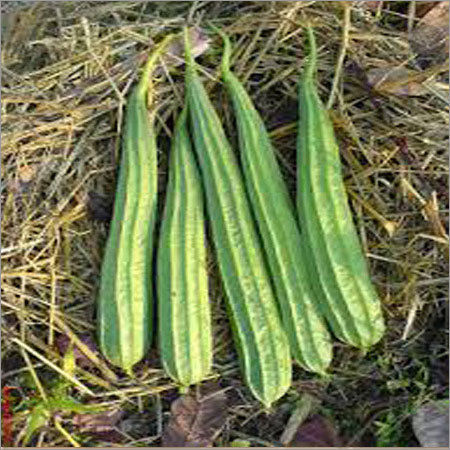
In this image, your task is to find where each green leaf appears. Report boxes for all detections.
[46,396,106,414]
[23,404,49,445]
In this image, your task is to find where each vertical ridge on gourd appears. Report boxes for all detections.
[215,28,332,374]
[296,26,385,349]
[97,36,174,372]
[184,28,291,406]
[157,108,212,387]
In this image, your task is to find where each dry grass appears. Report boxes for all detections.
[1,1,448,447]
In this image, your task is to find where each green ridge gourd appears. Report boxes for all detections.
[97,36,174,372]
[296,27,385,348]
[216,28,332,374]
[184,28,292,406]
[157,108,212,387]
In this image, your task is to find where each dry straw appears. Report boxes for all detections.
[1,1,448,447]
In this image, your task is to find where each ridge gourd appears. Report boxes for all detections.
[97,36,175,372]
[216,28,332,374]
[184,28,291,407]
[296,27,385,349]
[157,108,212,387]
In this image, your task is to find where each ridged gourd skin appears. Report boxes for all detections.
[97,36,174,372]
[157,108,212,387]
[216,29,332,374]
[296,27,385,349]
[184,28,292,407]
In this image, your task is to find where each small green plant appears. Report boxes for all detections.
[374,409,410,447]
[14,346,107,446]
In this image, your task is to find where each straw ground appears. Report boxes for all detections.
[1,1,448,446]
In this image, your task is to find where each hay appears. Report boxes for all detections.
[1,1,448,446]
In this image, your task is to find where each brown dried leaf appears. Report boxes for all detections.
[120,412,154,438]
[73,408,125,443]
[415,2,442,19]
[286,414,344,447]
[366,66,428,97]
[162,390,227,447]
[412,400,450,448]
[73,408,124,432]
[410,2,449,64]
[416,2,449,31]
[154,27,210,76]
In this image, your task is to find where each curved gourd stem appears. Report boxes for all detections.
[208,24,232,76]
[137,34,177,101]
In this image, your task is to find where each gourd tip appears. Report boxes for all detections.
[210,24,231,75]
[184,26,195,68]
[303,25,317,81]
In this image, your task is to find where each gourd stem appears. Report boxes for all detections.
[137,34,176,99]
[210,24,232,76]
[184,27,195,69]
[304,26,317,82]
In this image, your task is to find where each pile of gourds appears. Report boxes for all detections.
[97,27,385,407]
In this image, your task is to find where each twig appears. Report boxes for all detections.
[327,2,351,109]
[401,294,421,340]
